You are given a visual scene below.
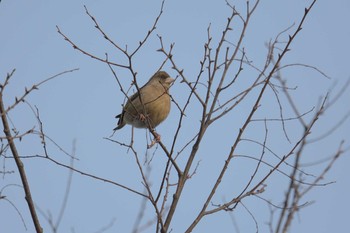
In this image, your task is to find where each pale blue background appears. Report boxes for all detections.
[1,0,349,233]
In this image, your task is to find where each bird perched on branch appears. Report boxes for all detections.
[114,71,174,138]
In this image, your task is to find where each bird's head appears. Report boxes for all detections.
[150,71,174,89]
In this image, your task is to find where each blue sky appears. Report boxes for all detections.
[1,0,350,232]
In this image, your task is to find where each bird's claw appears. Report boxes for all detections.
[147,132,161,149]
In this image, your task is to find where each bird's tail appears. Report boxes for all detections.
[113,113,125,130]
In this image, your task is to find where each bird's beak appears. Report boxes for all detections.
[165,77,175,85]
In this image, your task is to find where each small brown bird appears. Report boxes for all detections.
[114,71,174,131]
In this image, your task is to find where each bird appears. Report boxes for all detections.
[114,71,174,132]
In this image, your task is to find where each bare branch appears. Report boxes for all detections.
[0,76,43,233]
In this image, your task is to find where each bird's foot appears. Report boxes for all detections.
[147,132,161,149]
[139,113,148,122]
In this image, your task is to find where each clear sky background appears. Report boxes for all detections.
[1,0,350,233]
